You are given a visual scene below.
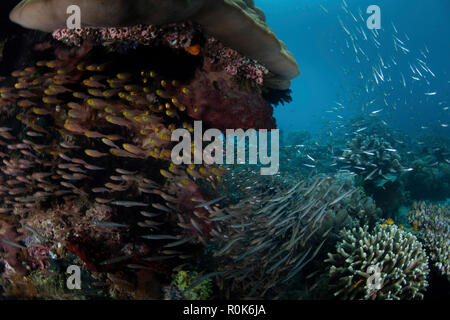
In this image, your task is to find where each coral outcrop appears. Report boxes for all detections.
[50,23,277,130]
[339,134,403,187]
[9,0,299,88]
[0,38,231,298]
[324,224,429,300]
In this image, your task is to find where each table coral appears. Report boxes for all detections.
[10,0,300,88]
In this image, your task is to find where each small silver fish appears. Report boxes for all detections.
[111,201,148,208]
[93,221,128,228]
[194,195,226,208]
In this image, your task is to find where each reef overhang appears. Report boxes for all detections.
[9,0,300,90]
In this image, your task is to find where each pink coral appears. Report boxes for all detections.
[52,23,268,86]
[26,245,50,271]
[52,23,196,49]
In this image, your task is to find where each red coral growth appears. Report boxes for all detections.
[64,238,102,272]
[51,23,276,130]
[168,67,276,130]
[26,244,50,271]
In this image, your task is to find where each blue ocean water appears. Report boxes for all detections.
[258,0,450,138]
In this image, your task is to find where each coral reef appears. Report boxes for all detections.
[408,202,449,279]
[338,133,403,187]
[1,0,298,297]
[344,188,383,228]
[0,217,27,276]
[206,169,380,298]
[10,0,300,88]
[324,224,429,300]
[0,35,237,297]
[336,129,410,214]
[52,23,269,86]
[163,269,213,300]
[280,130,338,175]
[50,22,278,130]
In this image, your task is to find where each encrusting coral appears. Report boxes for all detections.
[9,0,299,89]
[408,201,449,279]
[324,224,429,300]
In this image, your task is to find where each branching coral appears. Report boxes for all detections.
[324,224,429,300]
[408,201,449,279]
[344,188,383,228]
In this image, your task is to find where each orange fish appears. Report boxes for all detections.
[82,79,105,88]
[84,149,108,158]
[184,44,201,56]
[32,107,52,115]
[64,121,85,134]
[17,100,35,108]
[109,148,143,159]
[122,143,144,155]
[84,131,106,139]
[42,96,62,104]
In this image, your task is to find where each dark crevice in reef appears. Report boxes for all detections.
[90,44,202,84]
[1,32,52,77]
[424,265,450,299]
